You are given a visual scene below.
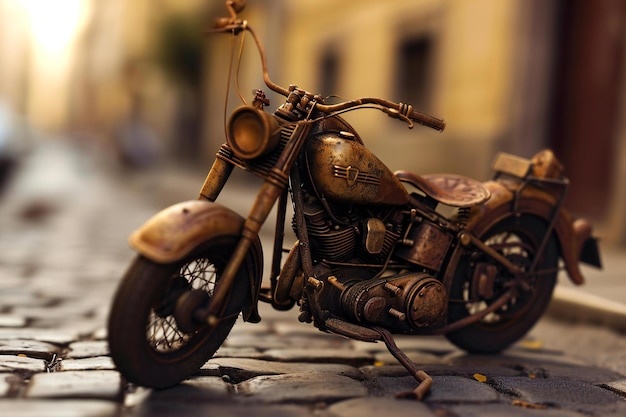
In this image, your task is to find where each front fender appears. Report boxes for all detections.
[130,200,248,263]
[466,181,597,285]
[128,200,264,322]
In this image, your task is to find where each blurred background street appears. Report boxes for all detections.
[0,0,625,416]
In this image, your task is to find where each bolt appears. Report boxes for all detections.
[384,282,402,296]
[388,308,406,321]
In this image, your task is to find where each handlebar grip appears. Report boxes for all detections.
[410,109,446,132]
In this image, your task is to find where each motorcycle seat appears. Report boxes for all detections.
[394,171,491,208]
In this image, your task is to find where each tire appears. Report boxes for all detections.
[445,214,558,353]
[108,236,251,388]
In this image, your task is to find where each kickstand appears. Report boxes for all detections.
[373,327,433,401]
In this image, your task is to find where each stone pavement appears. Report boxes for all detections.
[0,141,624,416]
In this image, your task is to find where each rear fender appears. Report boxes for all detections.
[465,181,599,285]
[129,200,263,322]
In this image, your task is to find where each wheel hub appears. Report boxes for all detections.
[174,290,210,333]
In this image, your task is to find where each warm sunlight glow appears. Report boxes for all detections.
[19,0,89,55]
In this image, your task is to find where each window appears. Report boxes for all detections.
[396,35,434,111]
[318,46,341,99]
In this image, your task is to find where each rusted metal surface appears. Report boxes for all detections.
[395,221,452,272]
[129,200,247,263]
[306,135,410,206]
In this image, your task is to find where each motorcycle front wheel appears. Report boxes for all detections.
[108,235,251,388]
[446,214,558,353]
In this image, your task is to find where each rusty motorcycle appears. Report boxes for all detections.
[108,0,602,400]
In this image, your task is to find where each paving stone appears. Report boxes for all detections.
[0,355,45,374]
[66,340,109,358]
[26,370,121,400]
[214,346,266,359]
[372,350,445,366]
[223,334,347,351]
[0,328,79,345]
[445,350,587,368]
[446,403,588,417]
[222,334,296,350]
[425,375,500,403]
[359,364,411,378]
[353,335,455,356]
[144,376,232,403]
[131,402,315,417]
[370,374,500,402]
[236,373,368,403]
[519,362,625,384]
[0,340,59,360]
[489,376,623,415]
[0,314,27,328]
[51,319,103,338]
[197,361,222,377]
[0,399,119,417]
[261,348,374,367]
[12,298,102,323]
[60,356,115,371]
[0,290,50,308]
[208,357,364,382]
[322,397,436,417]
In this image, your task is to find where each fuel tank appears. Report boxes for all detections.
[305,133,409,206]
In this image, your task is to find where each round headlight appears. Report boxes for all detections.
[227,107,281,160]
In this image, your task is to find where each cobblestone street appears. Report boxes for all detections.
[0,142,624,417]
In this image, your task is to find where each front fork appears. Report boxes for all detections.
[198,157,235,202]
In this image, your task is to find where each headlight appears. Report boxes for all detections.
[227,107,281,160]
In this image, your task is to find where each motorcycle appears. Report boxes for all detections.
[108,0,602,400]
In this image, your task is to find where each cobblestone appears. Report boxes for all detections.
[0,399,120,417]
[26,370,122,400]
[321,397,436,417]
[208,357,364,382]
[489,377,623,415]
[66,341,109,359]
[60,357,116,372]
[236,373,369,403]
[0,142,624,416]
[0,355,45,374]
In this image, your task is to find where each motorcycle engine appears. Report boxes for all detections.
[341,272,447,331]
[295,189,448,332]
[296,190,401,265]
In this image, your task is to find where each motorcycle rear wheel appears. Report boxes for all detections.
[108,236,250,388]
[445,214,558,353]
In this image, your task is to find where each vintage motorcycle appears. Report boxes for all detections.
[108,0,602,400]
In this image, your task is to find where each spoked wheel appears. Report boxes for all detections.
[108,236,252,388]
[446,214,558,353]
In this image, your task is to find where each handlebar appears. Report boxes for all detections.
[212,18,446,132]
[316,98,446,132]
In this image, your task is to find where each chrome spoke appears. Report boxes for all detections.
[147,256,217,353]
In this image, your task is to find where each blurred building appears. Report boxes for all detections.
[0,0,625,244]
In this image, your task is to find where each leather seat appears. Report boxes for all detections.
[395,171,491,208]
